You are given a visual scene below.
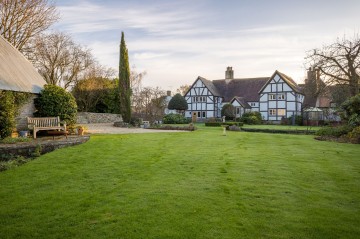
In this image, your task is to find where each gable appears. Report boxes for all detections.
[0,35,46,93]
[259,70,302,94]
[230,97,251,108]
[184,76,219,97]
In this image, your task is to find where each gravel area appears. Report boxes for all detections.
[84,123,186,134]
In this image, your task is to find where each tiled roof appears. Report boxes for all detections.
[231,96,251,108]
[0,35,46,93]
[276,71,303,93]
[213,77,269,102]
[199,76,222,96]
[192,70,302,103]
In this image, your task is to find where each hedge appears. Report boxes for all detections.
[240,128,316,135]
[205,122,244,127]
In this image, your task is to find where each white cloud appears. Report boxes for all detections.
[53,0,360,90]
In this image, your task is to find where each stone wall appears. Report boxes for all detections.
[77,112,123,124]
[15,94,37,130]
[0,136,90,159]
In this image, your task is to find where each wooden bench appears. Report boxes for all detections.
[27,116,67,139]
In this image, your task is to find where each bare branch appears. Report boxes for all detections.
[305,34,360,96]
[0,0,59,53]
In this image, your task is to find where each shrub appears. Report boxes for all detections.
[31,144,42,158]
[316,125,354,137]
[34,85,78,125]
[285,115,303,126]
[163,113,190,124]
[205,122,243,127]
[221,104,235,120]
[0,91,15,139]
[168,94,188,111]
[151,124,196,131]
[228,125,241,131]
[340,93,360,126]
[346,126,360,143]
[130,117,141,127]
[0,137,31,144]
[0,155,30,172]
[241,112,262,125]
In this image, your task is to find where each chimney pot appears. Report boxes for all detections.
[225,66,234,80]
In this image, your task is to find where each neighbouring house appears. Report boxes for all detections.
[0,35,47,130]
[299,68,343,122]
[164,91,177,115]
[184,67,304,122]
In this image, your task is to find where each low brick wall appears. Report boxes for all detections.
[77,112,123,124]
[0,136,90,160]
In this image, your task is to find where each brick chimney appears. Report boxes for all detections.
[225,66,234,80]
[306,67,322,94]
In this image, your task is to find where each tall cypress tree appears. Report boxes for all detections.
[119,32,131,122]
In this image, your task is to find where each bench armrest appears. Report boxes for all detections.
[28,123,35,130]
[60,121,67,127]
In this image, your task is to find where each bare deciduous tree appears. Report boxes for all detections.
[305,35,360,97]
[0,0,59,52]
[30,32,94,89]
[130,66,146,92]
[176,84,190,96]
[132,86,166,121]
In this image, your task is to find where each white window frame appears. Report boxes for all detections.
[269,94,276,100]
[277,93,285,100]
[269,109,276,116]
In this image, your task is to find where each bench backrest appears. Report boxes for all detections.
[27,117,60,127]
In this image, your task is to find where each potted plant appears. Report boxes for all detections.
[77,125,86,136]
[18,127,29,138]
[11,128,19,138]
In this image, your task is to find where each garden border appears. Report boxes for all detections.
[0,136,90,160]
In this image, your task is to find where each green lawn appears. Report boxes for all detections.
[0,126,359,238]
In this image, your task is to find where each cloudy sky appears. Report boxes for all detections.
[53,0,360,91]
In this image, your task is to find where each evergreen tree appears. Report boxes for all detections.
[168,93,188,114]
[119,32,131,122]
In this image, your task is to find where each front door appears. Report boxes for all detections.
[192,112,197,122]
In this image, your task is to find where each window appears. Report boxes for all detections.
[277,94,285,100]
[250,103,256,107]
[197,112,201,117]
[269,94,276,100]
[277,109,286,116]
[236,107,240,114]
[202,112,206,118]
[269,109,286,116]
[193,96,206,102]
[269,109,276,115]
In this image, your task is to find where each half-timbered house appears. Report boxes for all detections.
[258,71,304,121]
[183,67,304,122]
